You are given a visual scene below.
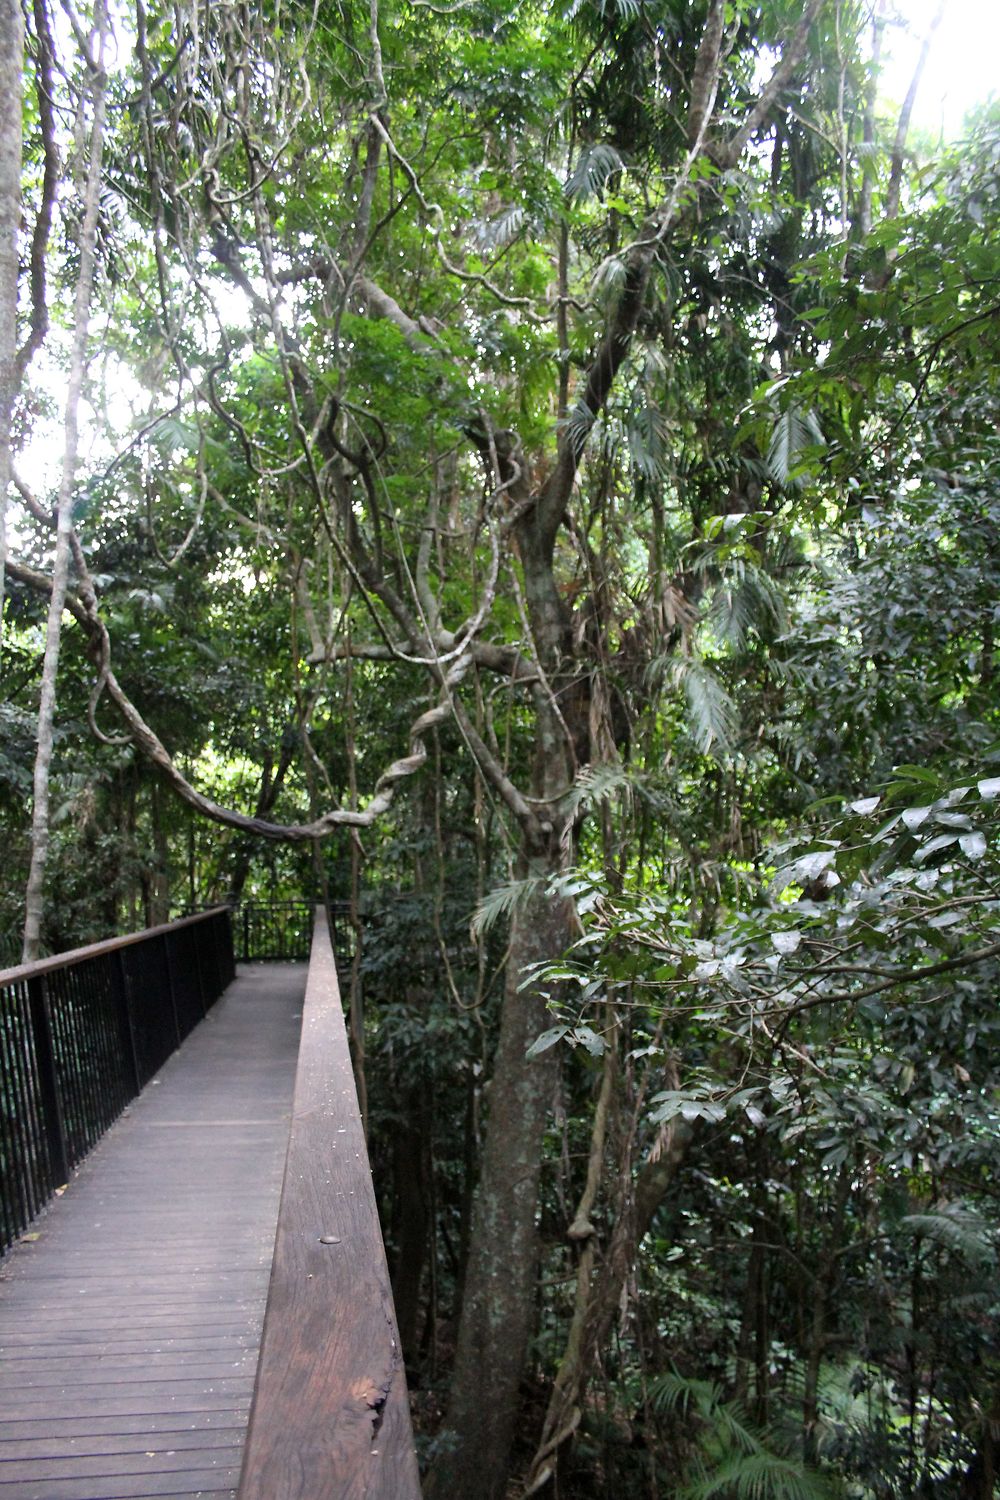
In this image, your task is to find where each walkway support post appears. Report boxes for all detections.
[238,907,421,1500]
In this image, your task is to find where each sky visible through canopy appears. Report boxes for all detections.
[12,0,1000,507]
[887,0,999,137]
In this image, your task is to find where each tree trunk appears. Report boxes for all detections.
[22,18,107,960]
[523,1104,698,1493]
[425,869,575,1500]
[149,780,171,926]
[225,731,295,903]
[0,0,23,654]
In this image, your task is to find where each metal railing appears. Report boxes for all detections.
[0,907,234,1256]
[231,899,353,963]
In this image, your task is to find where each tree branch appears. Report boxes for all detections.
[7,553,502,841]
[714,0,826,171]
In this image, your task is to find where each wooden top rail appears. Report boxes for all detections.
[238,908,421,1500]
[0,906,231,987]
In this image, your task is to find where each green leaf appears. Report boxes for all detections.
[913,832,958,862]
[526,1026,569,1059]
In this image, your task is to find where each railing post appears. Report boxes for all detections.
[112,949,142,1092]
[212,906,227,990]
[161,933,182,1046]
[191,925,209,1017]
[222,908,236,984]
[243,905,250,965]
[25,975,70,1187]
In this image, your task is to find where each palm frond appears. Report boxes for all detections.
[674,658,739,756]
[566,142,625,203]
[473,204,525,252]
[767,404,824,489]
[564,762,634,818]
[709,562,787,649]
[470,876,544,940]
[648,1373,840,1500]
[627,402,671,480]
[683,1450,837,1500]
[899,1206,996,1266]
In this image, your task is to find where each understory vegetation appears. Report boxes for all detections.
[1,0,998,1493]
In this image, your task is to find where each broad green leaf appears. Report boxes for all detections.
[526,1026,569,1059]
[913,832,959,862]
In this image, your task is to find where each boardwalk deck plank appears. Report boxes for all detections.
[0,965,304,1500]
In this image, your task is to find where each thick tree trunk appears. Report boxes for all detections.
[425,869,575,1500]
[0,0,23,653]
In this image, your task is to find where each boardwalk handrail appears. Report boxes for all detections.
[238,907,421,1500]
[231,899,354,963]
[0,907,234,1256]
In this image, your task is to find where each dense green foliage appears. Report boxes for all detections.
[2,0,999,1493]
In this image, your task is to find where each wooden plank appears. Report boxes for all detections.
[0,1467,241,1498]
[0,1427,244,1462]
[238,912,421,1500]
[0,1332,258,1353]
[0,1412,249,1443]
[0,1384,255,1415]
[0,1365,257,1387]
[0,1447,244,1480]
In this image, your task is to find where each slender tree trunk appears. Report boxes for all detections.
[149,780,171,925]
[802,1167,851,1460]
[22,13,107,961]
[224,735,294,903]
[0,0,23,655]
[524,1103,697,1493]
[390,1073,430,1363]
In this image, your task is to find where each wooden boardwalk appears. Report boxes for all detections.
[0,963,306,1500]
